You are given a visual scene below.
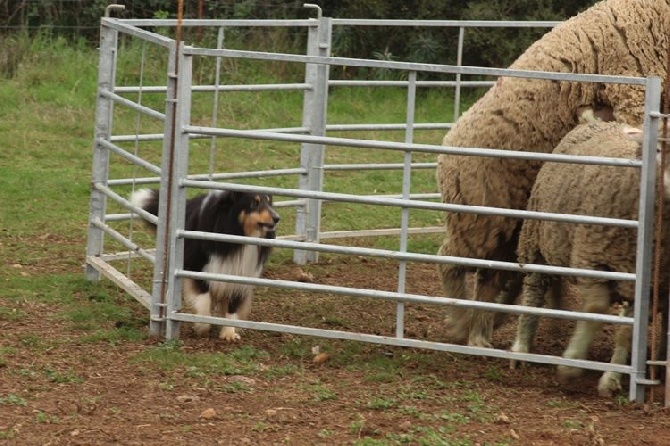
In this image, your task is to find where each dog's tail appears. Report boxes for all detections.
[129,188,160,229]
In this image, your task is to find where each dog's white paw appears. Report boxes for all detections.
[219,327,241,342]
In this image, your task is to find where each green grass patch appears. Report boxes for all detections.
[0,394,27,406]
[133,341,269,376]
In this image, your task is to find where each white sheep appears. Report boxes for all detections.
[510,120,669,397]
[437,0,670,348]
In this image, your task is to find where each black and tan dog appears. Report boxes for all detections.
[131,188,279,341]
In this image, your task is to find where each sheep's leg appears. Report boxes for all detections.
[510,272,548,369]
[558,280,610,382]
[494,271,523,329]
[437,241,471,344]
[467,269,505,348]
[598,303,632,397]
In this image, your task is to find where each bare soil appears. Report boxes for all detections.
[2,250,670,445]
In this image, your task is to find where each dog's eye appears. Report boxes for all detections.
[252,197,260,208]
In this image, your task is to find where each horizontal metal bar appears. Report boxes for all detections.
[323,162,436,171]
[90,218,156,263]
[329,80,495,88]
[183,180,639,229]
[101,19,174,47]
[114,81,493,96]
[331,19,561,28]
[111,18,315,28]
[325,123,451,132]
[355,193,439,200]
[114,83,311,94]
[99,89,166,121]
[184,48,647,85]
[169,312,630,374]
[187,168,306,181]
[93,183,159,226]
[97,139,162,175]
[175,269,634,324]
[177,231,635,282]
[111,133,165,142]
[106,167,305,188]
[318,226,442,240]
[114,81,491,95]
[184,127,644,168]
[636,378,662,386]
[86,256,152,310]
[110,17,561,29]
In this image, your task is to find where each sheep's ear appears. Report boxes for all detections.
[621,126,644,144]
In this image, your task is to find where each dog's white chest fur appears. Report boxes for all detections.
[205,245,263,296]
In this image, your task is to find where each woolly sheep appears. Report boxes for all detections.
[436,0,670,348]
[510,120,670,397]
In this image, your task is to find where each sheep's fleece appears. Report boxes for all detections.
[513,121,670,396]
[436,0,670,347]
[519,121,670,286]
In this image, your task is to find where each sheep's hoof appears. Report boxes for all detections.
[444,322,470,344]
[467,333,493,349]
[597,372,622,397]
[510,342,529,369]
[219,327,241,342]
[557,364,584,383]
[509,355,528,370]
[193,323,211,337]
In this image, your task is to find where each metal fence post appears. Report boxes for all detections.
[145,44,180,337]
[86,21,117,281]
[630,75,662,403]
[294,13,331,264]
[165,44,193,340]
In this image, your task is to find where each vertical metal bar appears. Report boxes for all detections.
[630,75,662,403]
[294,16,331,264]
[165,45,193,340]
[86,23,118,281]
[148,43,179,337]
[453,27,465,121]
[395,71,417,339]
[208,26,225,180]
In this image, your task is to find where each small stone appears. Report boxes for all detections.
[399,421,412,431]
[510,429,519,440]
[295,269,315,282]
[228,376,256,386]
[313,353,330,364]
[495,412,510,424]
[200,408,216,419]
[176,395,200,403]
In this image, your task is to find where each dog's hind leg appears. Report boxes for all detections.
[183,279,212,336]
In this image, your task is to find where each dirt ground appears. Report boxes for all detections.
[2,253,670,445]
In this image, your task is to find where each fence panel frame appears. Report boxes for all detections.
[85,16,664,404]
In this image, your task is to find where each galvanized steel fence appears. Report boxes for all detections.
[85,12,665,403]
